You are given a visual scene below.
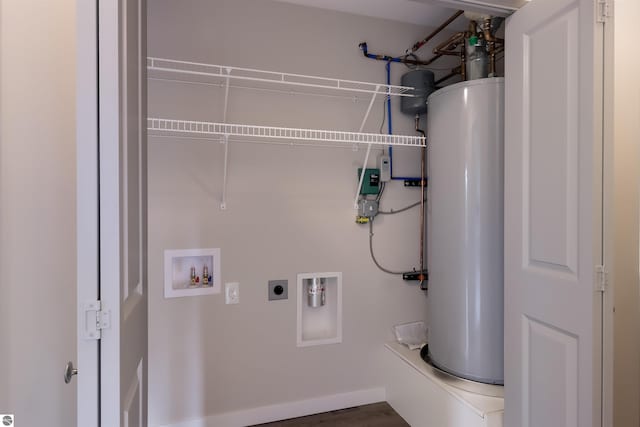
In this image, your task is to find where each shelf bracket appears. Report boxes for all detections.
[220,134,230,210]
[220,68,232,210]
[354,86,381,208]
[222,67,231,122]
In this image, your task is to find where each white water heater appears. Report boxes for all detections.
[426,78,504,384]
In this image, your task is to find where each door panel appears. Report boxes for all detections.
[504,0,603,426]
[124,0,143,305]
[99,0,148,426]
[523,317,578,426]
[123,361,144,427]
[525,7,579,275]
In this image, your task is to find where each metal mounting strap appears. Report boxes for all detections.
[596,0,612,23]
[595,265,607,293]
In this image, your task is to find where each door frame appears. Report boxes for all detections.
[76,0,100,427]
[78,1,149,425]
[75,0,615,425]
[601,2,615,424]
[97,0,124,423]
[76,0,100,425]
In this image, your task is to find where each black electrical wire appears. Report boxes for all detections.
[369,220,405,275]
[379,95,387,134]
[376,182,385,202]
[401,53,419,70]
[378,197,425,215]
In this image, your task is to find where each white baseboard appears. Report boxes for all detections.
[155,387,386,427]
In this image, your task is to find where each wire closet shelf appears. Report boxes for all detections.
[147,57,416,97]
[146,58,425,147]
[146,57,427,208]
[147,118,426,148]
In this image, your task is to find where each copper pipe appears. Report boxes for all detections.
[415,116,427,287]
[421,53,444,67]
[489,44,505,76]
[434,66,462,85]
[433,31,465,56]
[489,41,496,76]
[469,20,478,35]
[359,42,448,66]
[481,18,507,76]
[433,51,462,57]
[407,10,464,54]
[426,31,467,81]
[483,18,497,42]
[460,44,466,81]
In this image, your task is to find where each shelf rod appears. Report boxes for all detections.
[354,87,380,208]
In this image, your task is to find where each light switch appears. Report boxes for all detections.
[225,282,239,304]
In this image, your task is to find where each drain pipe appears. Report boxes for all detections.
[415,115,427,289]
[386,61,392,135]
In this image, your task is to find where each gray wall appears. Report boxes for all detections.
[0,0,77,425]
[147,1,440,424]
[613,0,640,424]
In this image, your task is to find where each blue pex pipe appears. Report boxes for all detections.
[385,59,420,182]
[359,42,421,181]
[359,42,403,63]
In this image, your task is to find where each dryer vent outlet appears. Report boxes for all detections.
[268,280,288,301]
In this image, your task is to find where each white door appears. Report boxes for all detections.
[99,0,148,426]
[77,1,147,425]
[504,0,604,426]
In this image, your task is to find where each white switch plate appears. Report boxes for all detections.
[225,282,239,304]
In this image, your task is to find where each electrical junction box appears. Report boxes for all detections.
[357,168,381,195]
[379,155,391,182]
[358,200,378,218]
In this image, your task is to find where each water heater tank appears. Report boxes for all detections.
[426,78,504,385]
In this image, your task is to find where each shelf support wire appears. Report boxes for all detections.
[354,85,381,208]
[220,67,232,210]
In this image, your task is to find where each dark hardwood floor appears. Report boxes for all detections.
[252,402,409,427]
